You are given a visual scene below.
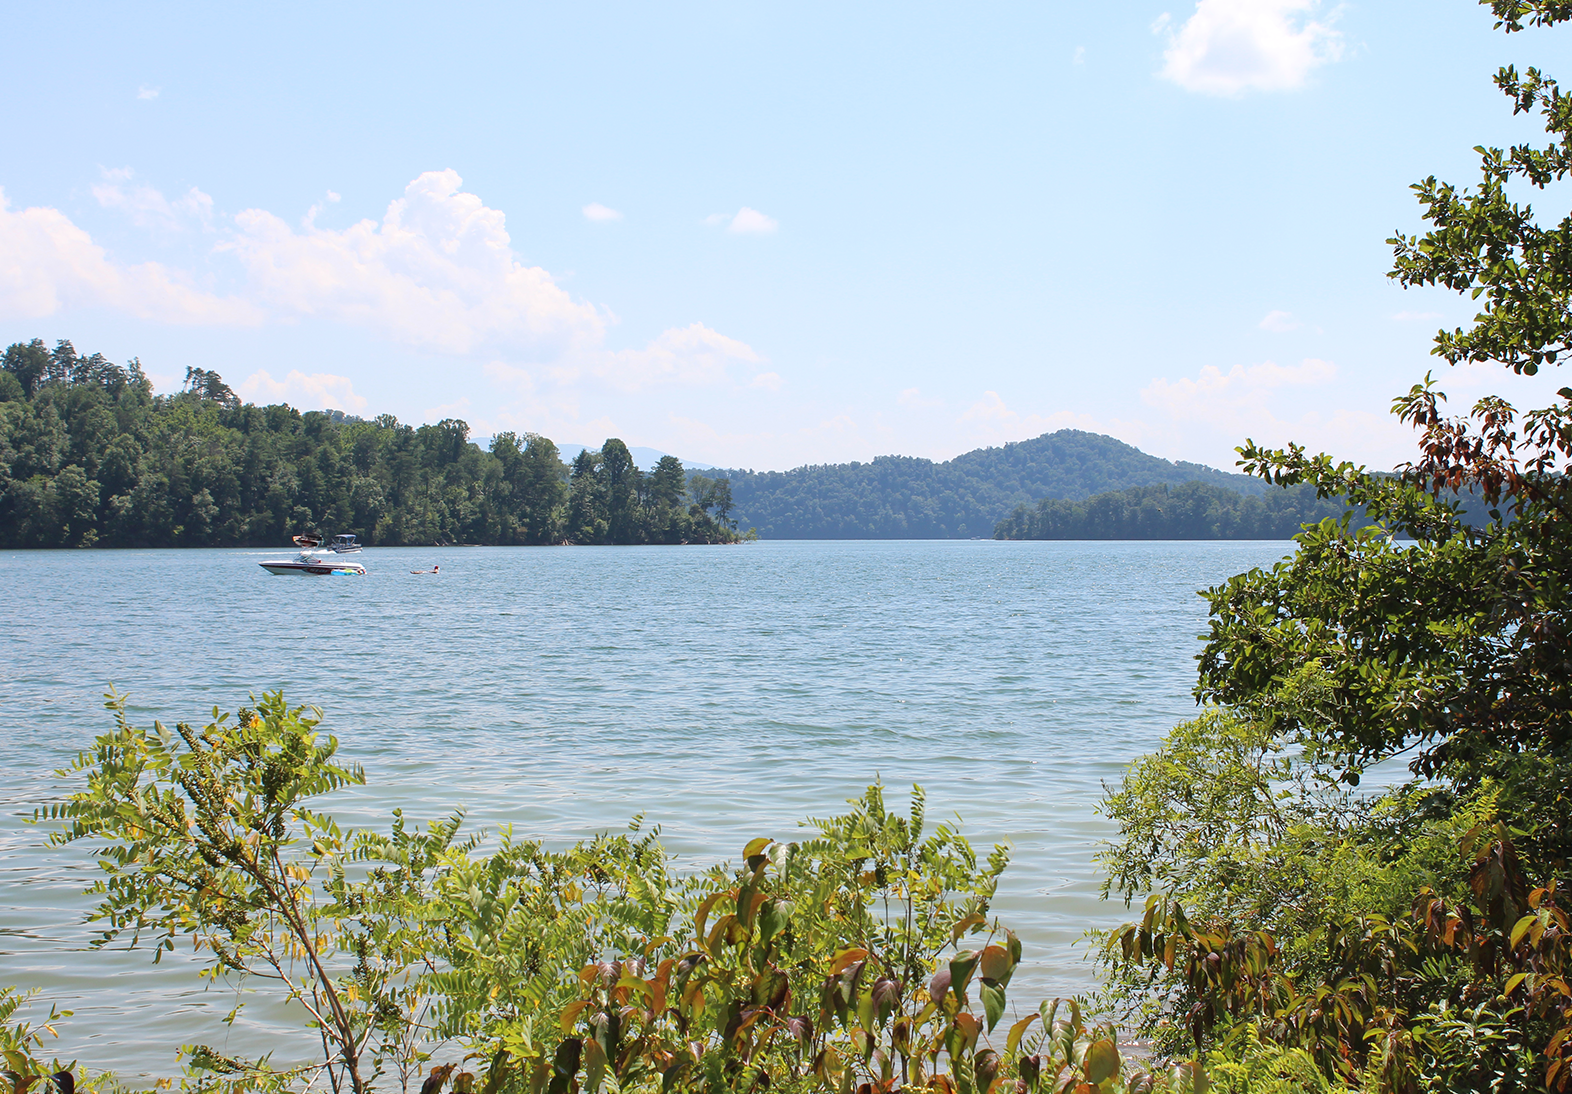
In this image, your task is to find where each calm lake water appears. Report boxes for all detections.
[0,540,1294,1078]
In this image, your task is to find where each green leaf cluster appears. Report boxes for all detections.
[1095,4,1572,1087]
[38,694,1166,1094]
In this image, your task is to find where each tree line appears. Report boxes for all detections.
[0,339,738,548]
[991,480,1371,540]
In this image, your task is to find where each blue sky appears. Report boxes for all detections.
[3,1,1568,471]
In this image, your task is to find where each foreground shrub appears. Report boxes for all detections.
[37,689,1161,1094]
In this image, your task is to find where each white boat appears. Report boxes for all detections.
[327,534,362,553]
[260,549,367,577]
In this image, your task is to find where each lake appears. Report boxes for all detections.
[0,539,1294,1078]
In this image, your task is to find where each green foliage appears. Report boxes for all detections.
[993,482,1367,541]
[713,430,1264,540]
[41,689,433,1094]
[38,694,1163,1094]
[0,340,737,548]
[1097,5,1572,1088]
[1203,1027,1350,1094]
[3,338,1283,546]
[1,986,76,1091]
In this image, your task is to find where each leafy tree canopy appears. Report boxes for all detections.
[1098,3,1572,1087]
[0,340,737,548]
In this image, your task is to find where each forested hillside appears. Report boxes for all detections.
[4,336,1311,548]
[714,430,1265,538]
[0,338,738,548]
[992,480,1367,540]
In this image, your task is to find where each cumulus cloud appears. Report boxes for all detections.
[5,170,764,397]
[730,207,778,234]
[220,169,606,358]
[1136,357,1420,467]
[750,371,783,391]
[483,360,537,393]
[707,207,779,234]
[0,187,259,324]
[1157,0,1343,96]
[1257,309,1299,332]
[1143,358,1337,421]
[582,202,622,222]
[589,322,762,391]
[237,369,369,412]
[94,168,214,232]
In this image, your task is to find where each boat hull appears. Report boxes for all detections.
[260,561,366,576]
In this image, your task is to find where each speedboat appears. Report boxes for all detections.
[260,548,367,576]
[327,534,362,553]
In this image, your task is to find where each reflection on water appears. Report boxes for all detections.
[0,539,1294,1077]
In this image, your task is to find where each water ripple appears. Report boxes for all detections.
[0,539,1292,1077]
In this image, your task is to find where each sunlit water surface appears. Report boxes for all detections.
[0,540,1294,1078]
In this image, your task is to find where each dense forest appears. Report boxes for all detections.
[3,335,1321,549]
[992,480,1368,539]
[0,338,739,548]
[713,430,1265,538]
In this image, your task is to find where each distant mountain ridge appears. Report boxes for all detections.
[711,430,1266,539]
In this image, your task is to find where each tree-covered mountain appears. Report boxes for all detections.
[712,430,1267,538]
[992,480,1368,540]
[0,339,738,548]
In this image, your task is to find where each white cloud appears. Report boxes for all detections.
[707,207,779,234]
[589,322,762,391]
[582,202,623,222]
[1151,13,1173,33]
[1137,357,1417,468]
[220,169,606,358]
[7,170,764,397]
[898,387,944,409]
[137,85,159,100]
[0,187,258,324]
[750,371,783,391]
[1158,0,1343,96]
[483,360,537,394]
[1257,309,1299,332]
[93,168,213,232]
[424,395,472,422]
[236,369,369,412]
[1073,45,1087,65]
[1144,358,1337,420]
[730,207,778,234]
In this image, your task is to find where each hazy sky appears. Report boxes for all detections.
[3,1,1569,471]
